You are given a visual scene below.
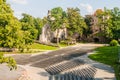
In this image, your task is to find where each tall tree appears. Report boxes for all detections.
[0,0,17,70]
[34,18,43,39]
[49,7,67,45]
[84,15,94,35]
[96,7,120,41]
[95,8,113,40]
[67,8,87,38]
[111,7,120,40]
[50,7,64,30]
[20,13,38,45]
[0,0,24,49]
[94,9,103,16]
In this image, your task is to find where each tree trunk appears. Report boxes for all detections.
[56,29,60,47]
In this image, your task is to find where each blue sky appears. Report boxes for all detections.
[7,0,120,19]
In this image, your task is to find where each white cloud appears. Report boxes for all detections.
[10,0,28,5]
[80,3,93,14]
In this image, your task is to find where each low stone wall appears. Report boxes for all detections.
[0,48,15,52]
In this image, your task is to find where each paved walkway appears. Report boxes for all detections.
[2,43,116,80]
[19,53,116,80]
[0,64,31,80]
[76,52,116,80]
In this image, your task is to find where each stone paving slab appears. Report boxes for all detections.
[0,64,31,80]
[19,65,50,80]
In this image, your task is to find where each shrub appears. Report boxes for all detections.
[110,40,119,46]
[0,53,17,70]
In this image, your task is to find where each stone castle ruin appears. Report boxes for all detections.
[84,13,110,43]
[39,10,110,44]
[39,11,67,44]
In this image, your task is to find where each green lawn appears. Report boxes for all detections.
[0,42,74,54]
[29,43,58,50]
[89,46,120,80]
[0,43,58,54]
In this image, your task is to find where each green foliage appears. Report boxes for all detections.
[0,53,17,70]
[110,39,119,46]
[111,7,120,40]
[34,18,43,39]
[49,7,68,45]
[85,15,93,27]
[0,0,17,70]
[20,13,43,41]
[51,7,63,20]
[67,8,87,36]
[49,7,87,41]
[49,7,66,30]
[1,0,120,50]
[96,8,113,39]
[95,7,120,40]
[59,40,75,47]
[20,14,39,50]
[89,46,120,80]
[0,0,25,49]
[20,13,38,40]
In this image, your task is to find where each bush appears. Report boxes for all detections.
[0,53,17,70]
[110,40,119,46]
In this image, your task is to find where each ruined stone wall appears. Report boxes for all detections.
[39,24,67,44]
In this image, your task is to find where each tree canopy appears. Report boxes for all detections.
[1,0,120,48]
[0,0,17,70]
[95,7,120,40]
[67,8,87,37]
[111,7,120,40]
[0,0,23,48]
[49,7,65,31]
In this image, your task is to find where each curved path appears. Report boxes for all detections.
[76,52,116,80]
[4,43,116,80]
